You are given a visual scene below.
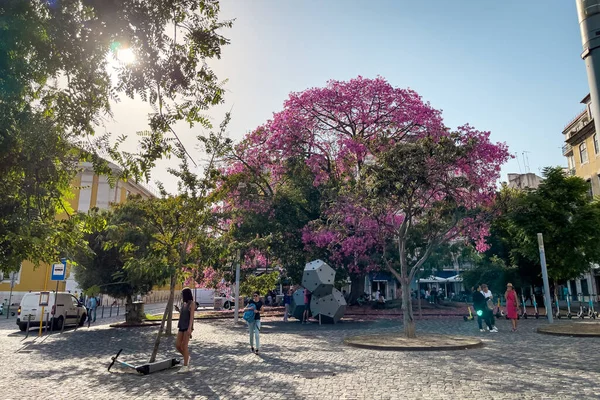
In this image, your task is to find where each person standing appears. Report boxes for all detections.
[472,286,492,332]
[86,295,98,323]
[505,283,519,332]
[245,292,263,354]
[283,289,291,322]
[176,288,195,373]
[302,288,312,324]
[481,284,498,332]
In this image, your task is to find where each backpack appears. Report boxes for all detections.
[243,303,256,322]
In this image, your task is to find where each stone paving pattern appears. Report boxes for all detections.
[0,314,599,399]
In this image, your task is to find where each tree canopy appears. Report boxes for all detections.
[0,0,232,272]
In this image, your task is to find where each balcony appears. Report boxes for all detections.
[569,168,576,176]
[562,143,573,155]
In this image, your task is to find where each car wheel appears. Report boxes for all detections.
[223,301,231,310]
[79,314,86,327]
[54,316,64,330]
[19,323,27,332]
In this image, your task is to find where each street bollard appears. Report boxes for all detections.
[44,313,49,335]
[60,311,67,334]
[25,315,31,339]
[101,306,104,318]
[109,306,112,317]
[117,305,120,316]
[88,311,91,328]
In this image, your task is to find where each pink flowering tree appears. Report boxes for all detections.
[219,77,510,336]
[310,132,510,337]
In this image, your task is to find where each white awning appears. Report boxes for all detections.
[417,276,448,283]
[446,275,463,283]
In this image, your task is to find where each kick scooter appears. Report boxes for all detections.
[587,295,597,319]
[520,291,528,319]
[577,293,586,319]
[554,296,561,319]
[108,349,180,375]
[495,298,505,319]
[566,294,573,319]
[463,306,474,321]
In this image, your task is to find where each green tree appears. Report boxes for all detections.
[239,271,280,298]
[0,0,232,272]
[73,209,169,324]
[495,167,600,293]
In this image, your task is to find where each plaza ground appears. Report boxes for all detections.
[0,312,599,399]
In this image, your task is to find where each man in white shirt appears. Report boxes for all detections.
[373,290,380,302]
[480,284,498,332]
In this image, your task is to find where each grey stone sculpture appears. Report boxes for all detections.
[290,288,306,320]
[310,288,347,324]
[301,259,335,298]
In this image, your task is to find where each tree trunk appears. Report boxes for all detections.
[149,294,171,363]
[349,274,365,305]
[401,276,416,338]
[165,274,176,336]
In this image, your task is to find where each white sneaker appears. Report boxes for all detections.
[177,365,191,373]
[491,327,498,333]
[479,329,485,332]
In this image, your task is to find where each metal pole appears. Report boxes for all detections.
[576,1,600,136]
[25,315,31,339]
[537,233,554,324]
[6,273,15,319]
[234,252,241,324]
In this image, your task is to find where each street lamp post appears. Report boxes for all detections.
[576,0,600,135]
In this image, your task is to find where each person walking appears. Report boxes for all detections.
[481,284,498,332]
[245,292,263,354]
[283,289,291,322]
[176,287,195,373]
[505,283,519,332]
[86,295,98,323]
[473,285,492,332]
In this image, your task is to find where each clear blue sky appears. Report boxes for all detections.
[110,0,589,191]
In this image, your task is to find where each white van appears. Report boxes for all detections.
[17,292,87,331]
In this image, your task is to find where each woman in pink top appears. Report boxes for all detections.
[505,283,519,332]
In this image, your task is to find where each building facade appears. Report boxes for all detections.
[0,162,156,307]
[562,94,600,300]
[506,173,543,190]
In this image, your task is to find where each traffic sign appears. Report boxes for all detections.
[51,261,67,281]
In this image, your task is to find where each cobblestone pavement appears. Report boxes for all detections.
[0,315,599,400]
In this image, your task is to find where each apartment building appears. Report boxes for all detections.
[562,94,600,299]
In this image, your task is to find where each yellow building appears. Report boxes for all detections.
[0,161,156,306]
[561,94,600,299]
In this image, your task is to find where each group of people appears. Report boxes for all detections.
[472,283,520,333]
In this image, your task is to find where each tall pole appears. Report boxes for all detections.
[577,0,600,135]
[6,272,15,319]
[233,250,241,324]
[537,233,554,324]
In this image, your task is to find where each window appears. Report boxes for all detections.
[568,155,575,170]
[0,268,20,282]
[587,179,593,198]
[580,142,589,163]
[595,134,599,155]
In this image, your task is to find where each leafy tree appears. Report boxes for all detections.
[0,0,232,271]
[73,210,168,324]
[493,167,600,294]
[239,271,280,298]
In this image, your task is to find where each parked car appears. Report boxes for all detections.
[16,292,87,331]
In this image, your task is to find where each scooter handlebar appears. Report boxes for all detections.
[108,349,123,372]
